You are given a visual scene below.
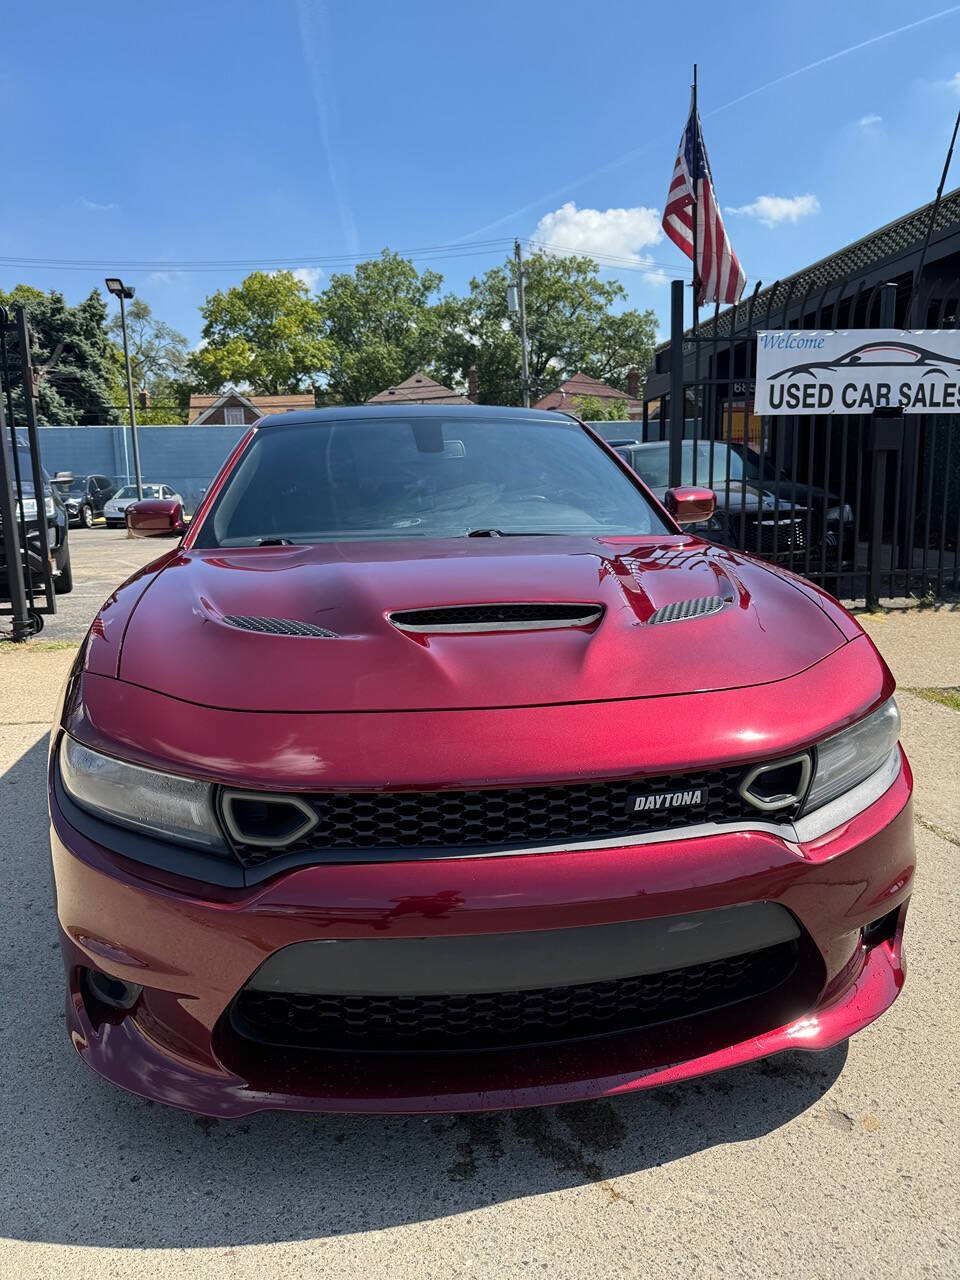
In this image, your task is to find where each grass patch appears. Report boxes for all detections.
[906,686,960,712]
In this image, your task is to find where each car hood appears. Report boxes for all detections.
[116,535,849,712]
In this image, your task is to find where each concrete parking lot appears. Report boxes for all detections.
[0,533,957,1279]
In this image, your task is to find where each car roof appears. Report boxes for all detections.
[255,405,579,428]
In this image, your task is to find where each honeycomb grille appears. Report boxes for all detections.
[222,615,339,638]
[647,596,725,625]
[231,940,799,1052]
[226,765,792,869]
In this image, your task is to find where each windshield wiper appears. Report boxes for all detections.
[256,536,295,546]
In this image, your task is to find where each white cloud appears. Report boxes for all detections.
[78,196,117,211]
[725,194,820,228]
[857,113,882,129]
[945,71,960,95]
[292,265,323,290]
[532,201,662,265]
[147,270,185,285]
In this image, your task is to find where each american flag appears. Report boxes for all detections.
[662,94,745,307]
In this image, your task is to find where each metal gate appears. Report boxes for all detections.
[640,274,960,603]
[0,304,58,638]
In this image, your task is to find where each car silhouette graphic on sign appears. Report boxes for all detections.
[771,341,960,381]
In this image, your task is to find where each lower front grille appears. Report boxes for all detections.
[230,940,799,1053]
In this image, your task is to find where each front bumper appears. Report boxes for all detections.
[50,753,914,1116]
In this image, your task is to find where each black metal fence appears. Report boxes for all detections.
[0,305,57,638]
[639,275,960,603]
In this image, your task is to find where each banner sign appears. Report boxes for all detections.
[755,330,960,415]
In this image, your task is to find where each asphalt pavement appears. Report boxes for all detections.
[0,535,956,1279]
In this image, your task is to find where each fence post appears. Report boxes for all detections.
[0,383,32,640]
[15,308,56,614]
[865,284,901,610]
[669,279,685,489]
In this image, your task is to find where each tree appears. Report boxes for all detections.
[106,298,192,423]
[433,251,658,407]
[572,395,629,421]
[190,271,330,394]
[108,298,189,394]
[0,285,120,424]
[319,251,445,404]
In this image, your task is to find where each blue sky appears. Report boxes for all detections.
[3,1,960,348]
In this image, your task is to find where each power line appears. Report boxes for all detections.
[0,238,519,274]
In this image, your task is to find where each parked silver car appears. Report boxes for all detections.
[103,483,183,528]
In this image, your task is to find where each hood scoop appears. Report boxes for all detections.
[389,603,603,634]
[647,596,726,626]
[223,615,340,638]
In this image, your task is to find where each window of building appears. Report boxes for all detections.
[224,405,246,425]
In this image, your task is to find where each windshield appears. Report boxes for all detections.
[631,442,764,488]
[194,416,670,547]
[114,484,162,499]
[52,477,86,496]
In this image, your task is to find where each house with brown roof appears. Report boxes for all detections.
[187,390,316,425]
[533,370,643,420]
[367,372,473,405]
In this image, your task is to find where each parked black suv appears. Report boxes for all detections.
[50,473,117,527]
[0,450,73,595]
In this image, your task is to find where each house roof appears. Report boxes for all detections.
[534,372,642,414]
[367,372,472,405]
[188,391,316,424]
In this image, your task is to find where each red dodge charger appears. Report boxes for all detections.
[49,406,914,1115]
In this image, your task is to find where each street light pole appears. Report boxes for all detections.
[514,240,531,408]
[105,278,143,499]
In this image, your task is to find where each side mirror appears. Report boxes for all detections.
[664,486,716,526]
[126,498,185,538]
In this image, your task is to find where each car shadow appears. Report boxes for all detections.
[0,735,847,1249]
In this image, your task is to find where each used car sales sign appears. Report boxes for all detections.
[755,330,960,415]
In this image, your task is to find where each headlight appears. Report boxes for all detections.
[15,497,55,519]
[59,735,227,851]
[801,698,901,815]
[825,503,854,524]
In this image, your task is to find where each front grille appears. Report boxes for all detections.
[230,940,799,1052]
[745,510,821,557]
[224,766,798,869]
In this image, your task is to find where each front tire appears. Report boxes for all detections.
[80,504,94,529]
[54,547,73,594]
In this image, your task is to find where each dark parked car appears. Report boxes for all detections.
[51,473,117,528]
[1,450,73,595]
[617,440,826,564]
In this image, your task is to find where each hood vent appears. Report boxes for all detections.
[223,615,339,638]
[647,597,726,626]
[389,603,603,634]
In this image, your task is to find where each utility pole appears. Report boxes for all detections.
[514,240,531,407]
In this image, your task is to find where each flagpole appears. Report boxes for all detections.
[691,63,699,335]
